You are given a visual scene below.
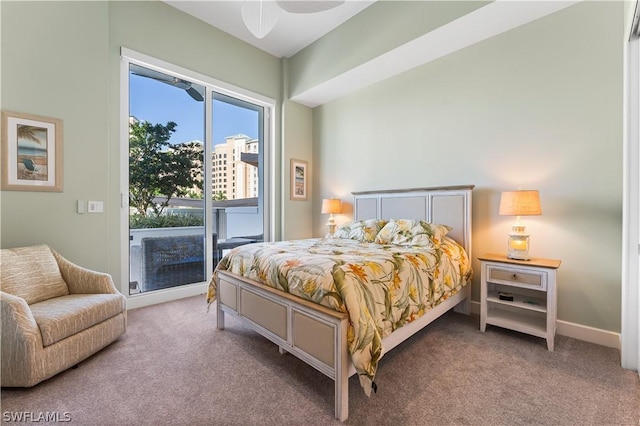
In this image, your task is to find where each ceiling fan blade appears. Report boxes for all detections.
[276,0,344,13]
[130,64,175,84]
[186,86,204,102]
[242,0,280,39]
[131,64,204,102]
[172,79,191,90]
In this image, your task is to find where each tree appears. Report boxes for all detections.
[129,120,202,217]
[17,125,45,144]
[213,191,227,201]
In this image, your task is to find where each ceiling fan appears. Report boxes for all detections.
[241,0,345,39]
[130,64,205,102]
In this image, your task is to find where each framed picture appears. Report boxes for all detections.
[290,158,308,201]
[1,110,63,192]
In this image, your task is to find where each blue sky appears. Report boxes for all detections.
[130,74,258,146]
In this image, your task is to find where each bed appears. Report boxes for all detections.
[208,185,474,421]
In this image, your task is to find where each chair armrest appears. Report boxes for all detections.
[1,291,42,357]
[52,250,120,295]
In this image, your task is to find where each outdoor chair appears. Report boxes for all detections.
[215,233,263,265]
[22,158,40,176]
[130,234,216,293]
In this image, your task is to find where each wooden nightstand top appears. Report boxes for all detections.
[478,253,561,269]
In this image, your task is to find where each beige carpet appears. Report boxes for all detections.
[2,295,639,425]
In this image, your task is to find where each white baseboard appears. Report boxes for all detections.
[555,320,621,350]
[127,294,622,351]
[469,301,621,350]
[125,282,208,310]
[469,300,481,315]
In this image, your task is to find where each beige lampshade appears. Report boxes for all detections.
[499,190,542,216]
[321,198,342,214]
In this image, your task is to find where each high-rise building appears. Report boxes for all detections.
[212,134,258,200]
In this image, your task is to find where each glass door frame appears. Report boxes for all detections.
[119,47,274,307]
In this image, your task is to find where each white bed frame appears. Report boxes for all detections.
[215,185,474,421]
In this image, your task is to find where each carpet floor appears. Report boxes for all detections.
[2,295,639,425]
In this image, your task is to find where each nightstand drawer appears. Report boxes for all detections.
[487,265,546,290]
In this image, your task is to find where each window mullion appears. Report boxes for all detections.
[204,87,214,283]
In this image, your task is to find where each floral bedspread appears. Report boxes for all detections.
[207,236,471,395]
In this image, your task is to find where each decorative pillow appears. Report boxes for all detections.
[0,245,69,305]
[333,219,388,242]
[374,219,451,247]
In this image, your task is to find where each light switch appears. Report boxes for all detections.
[77,200,85,214]
[88,201,104,213]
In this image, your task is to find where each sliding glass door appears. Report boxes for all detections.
[128,64,206,294]
[123,50,271,297]
[211,93,264,263]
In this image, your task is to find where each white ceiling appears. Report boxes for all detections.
[164,0,376,58]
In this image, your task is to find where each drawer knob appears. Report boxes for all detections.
[512,274,518,280]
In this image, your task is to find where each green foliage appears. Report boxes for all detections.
[129,213,204,229]
[213,191,227,201]
[129,120,203,217]
[185,189,204,199]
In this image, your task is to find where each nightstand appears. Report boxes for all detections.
[479,253,561,351]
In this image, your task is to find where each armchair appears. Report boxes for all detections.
[1,245,126,387]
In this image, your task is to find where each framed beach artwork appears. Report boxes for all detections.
[1,110,63,192]
[290,158,308,201]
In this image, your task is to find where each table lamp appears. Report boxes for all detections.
[498,190,542,260]
[321,198,342,235]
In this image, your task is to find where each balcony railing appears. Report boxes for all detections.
[130,196,262,294]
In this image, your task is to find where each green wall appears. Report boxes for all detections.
[281,60,314,240]
[307,1,624,332]
[1,1,111,270]
[1,0,627,334]
[1,1,301,292]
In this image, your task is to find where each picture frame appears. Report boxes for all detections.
[1,110,63,192]
[290,158,308,201]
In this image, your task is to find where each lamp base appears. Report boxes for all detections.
[326,215,337,236]
[507,232,531,261]
[507,252,531,261]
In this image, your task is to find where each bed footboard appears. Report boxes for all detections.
[217,270,471,422]
[216,270,350,421]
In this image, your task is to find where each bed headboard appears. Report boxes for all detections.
[352,185,474,256]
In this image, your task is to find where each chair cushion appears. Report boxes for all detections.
[1,245,69,305]
[30,294,125,347]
